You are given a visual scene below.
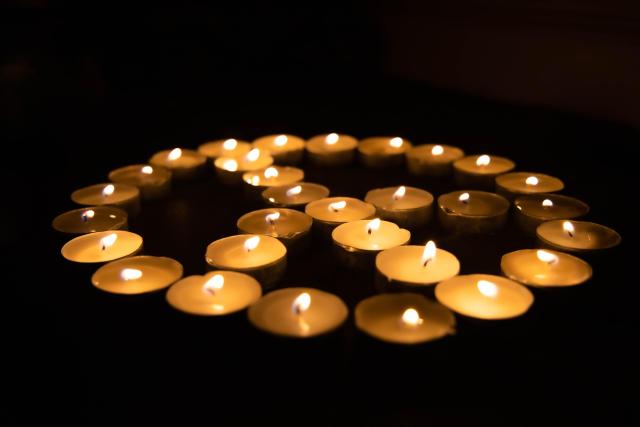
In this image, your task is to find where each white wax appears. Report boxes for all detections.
[108,164,172,198]
[332,220,410,251]
[262,182,330,208]
[514,194,589,221]
[252,134,305,162]
[52,206,128,234]
[214,151,274,173]
[242,166,304,188]
[71,183,140,207]
[237,208,312,237]
[438,190,509,217]
[61,230,143,263]
[454,155,515,176]
[205,235,286,270]
[406,144,464,175]
[198,139,251,159]
[305,197,376,224]
[358,137,412,156]
[496,172,564,195]
[376,246,460,286]
[91,255,183,294]
[536,220,621,251]
[501,249,592,287]
[306,133,358,155]
[149,148,206,175]
[365,186,434,211]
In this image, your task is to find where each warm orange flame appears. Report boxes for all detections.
[476,155,491,167]
[458,192,470,203]
[120,268,142,281]
[222,159,238,172]
[168,148,182,161]
[248,175,261,186]
[204,274,224,295]
[265,211,280,225]
[563,221,575,237]
[244,235,260,252]
[274,135,288,146]
[329,200,347,212]
[141,166,153,174]
[286,185,302,197]
[393,185,406,200]
[367,218,381,235]
[246,148,260,162]
[264,167,279,179]
[431,145,444,156]
[401,308,423,326]
[422,241,436,267]
[389,137,403,148]
[102,184,115,198]
[82,210,95,221]
[292,292,311,315]
[542,199,554,207]
[325,133,339,145]
[477,280,498,298]
[525,176,539,186]
[223,138,238,150]
[537,250,559,265]
[100,233,118,251]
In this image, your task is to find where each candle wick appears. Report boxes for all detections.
[367,228,372,235]
[422,259,430,268]
[568,231,574,238]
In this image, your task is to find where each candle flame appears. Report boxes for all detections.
[476,155,491,167]
[525,176,539,186]
[141,166,153,174]
[120,268,142,281]
[286,185,302,197]
[223,138,238,150]
[274,135,288,146]
[537,250,559,265]
[100,233,118,251]
[542,199,554,207]
[431,145,444,156]
[82,209,95,221]
[477,280,498,298]
[367,218,381,235]
[325,133,339,145]
[264,167,279,179]
[458,192,470,203]
[563,221,575,237]
[393,185,406,201]
[249,175,261,186]
[401,308,423,326]
[292,292,311,315]
[422,241,437,267]
[168,148,182,161]
[244,235,260,252]
[222,159,238,172]
[389,137,403,148]
[329,200,347,212]
[102,184,115,198]
[204,274,224,295]
[246,148,260,162]
[265,211,280,225]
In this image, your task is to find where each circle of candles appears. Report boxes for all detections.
[435,274,534,320]
[355,293,455,345]
[375,241,460,292]
[52,206,128,235]
[214,148,274,186]
[514,194,589,235]
[405,144,465,176]
[453,154,515,190]
[205,234,287,288]
[501,249,592,288]
[166,271,262,316]
[364,185,434,229]
[237,208,312,252]
[262,182,330,210]
[61,230,143,263]
[495,172,564,200]
[108,164,172,199]
[91,255,183,295]
[198,138,251,160]
[252,134,305,165]
[71,183,141,216]
[536,220,621,252]
[248,287,348,338]
[149,148,206,179]
[242,166,304,201]
[437,190,510,234]
[306,133,358,167]
[332,218,411,269]
[305,196,376,239]
[358,136,413,168]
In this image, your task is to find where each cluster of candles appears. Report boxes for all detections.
[53,133,621,344]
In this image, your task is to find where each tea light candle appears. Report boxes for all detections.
[305,197,376,239]
[248,287,348,338]
[253,134,305,165]
[495,172,564,200]
[61,230,143,263]
[149,148,206,179]
[514,194,589,234]
[198,138,251,160]
[52,206,128,235]
[501,249,592,288]
[262,182,330,210]
[355,293,455,345]
[536,220,621,252]
[437,190,510,234]
[405,144,465,176]
[205,235,287,288]
[364,185,434,229]
[91,255,183,295]
[375,241,460,292]
[242,166,304,200]
[237,208,312,252]
[166,271,262,316]
[108,164,172,199]
[71,183,140,216]
[453,154,515,189]
[435,274,534,320]
[306,133,358,166]
[358,136,413,168]
[214,148,274,185]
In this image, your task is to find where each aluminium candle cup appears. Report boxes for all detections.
[237,208,312,254]
[71,183,141,216]
[91,255,183,295]
[242,166,304,202]
[536,220,621,253]
[355,293,456,345]
[197,138,251,160]
[205,235,287,289]
[495,172,564,201]
[252,134,305,165]
[501,249,592,288]
[247,287,348,338]
[306,133,358,167]
[61,230,143,264]
[52,206,128,235]
[514,194,589,235]
[214,151,274,186]
[305,197,376,241]
[149,148,207,180]
[358,137,413,168]
[453,155,515,190]
[364,186,434,230]
[108,164,172,199]
[262,182,330,210]
[437,190,510,234]
[405,144,465,176]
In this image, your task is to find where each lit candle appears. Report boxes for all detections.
[375,241,460,292]
[247,287,348,338]
[305,196,376,239]
[198,138,251,160]
[536,220,621,252]
[495,172,564,200]
[437,190,510,234]
[513,194,589,234]
[205,234,287,288]
[435,274,534,320]
[52,206,128,235]
[166,271,262,316]
[252,134,306,165]
[61,230,143,263]
[91,255,183,294]
[262,182,330,210]
[364,185,434,229]
[358,136,413,168]
[405,144,465,176]
[214,148,274,185]
[242,166,304,201]
[453,154,515,190]
[237,208,313,252]
[108,164,172,199]
[71,183,140,215]
[306,133,358,167]
[355,293,455,345]
[501,249,592,288]
[149,147,206,179]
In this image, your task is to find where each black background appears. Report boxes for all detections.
[4,4,637,426]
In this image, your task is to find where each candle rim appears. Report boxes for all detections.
[496,171,564,193]
[536,220,621,251]
[52,205,128,234]
[91,255,183,295]
[500,249,593,287]
[453,154,515,175]
[365,186,434,212]
[61,230,143,263]
[438,190,510,217]
[375,245,460,285]
[263,182,331,206]
[237,208,313,236]
[205,234,287,270]
[514,194,590,220]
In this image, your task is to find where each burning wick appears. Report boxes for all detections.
[168,148,182,161]
[525,176,539,186]
[563,221,575,238]
[286,185,302,197]
[476,155,491,167]
[81,210,95,222]
[246,148,260,162]
[458,192,470,204]
[102,184,115,198]
[244,235,260,252]
[393,186,406,201]
[542,199,553,208]
[367,218,381,235]
[431,145,444,156]
[401,308,423,327]
[389,137,403,148]
[141,166,153,174]
[274,135,288,147]
[223,139,238,151]
[325,133,339,145]
[120,268,142,281]
[203,274,224,295]
[329,200,347,213]
[477,280,498,298]
[100,233,118,251]
[265,211,280,226]
[421,241,436,267]
[223,159,238,172]
[292,292,311,316]
[537,250,559,266]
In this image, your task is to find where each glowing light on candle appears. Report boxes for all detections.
[244,235,260,252]
[431,145,444,156]
[367,218,381,235]
[81,210,95,222]
[292,292,311,315]
[477,280,498,298]
[274,135,288,146]
[476,155,491,167]
[264,167,279,179]
[109,214,116,219]
[325,133,339,145]
[203,274,224,295]
[542,199,553,208]
[100,233,118,251]
[329,200,347,212]
[458,192,470,203]
[286,185,302,197]
[249,175,261,186]
[168,148,182,161]
[393,185,406,201]
[422,240,436,267]
[563,221,575,237]
[525,176,539,186]
[222,159,238,171]
[223,138,238,150]
[389,137,403,148]
[120,268,142,281]
[141,166,153,174]
[401,308,423,326]
[537,250,559,265]
[246,148,260,162]
[102,184,115,198]
[265,211,280,225]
